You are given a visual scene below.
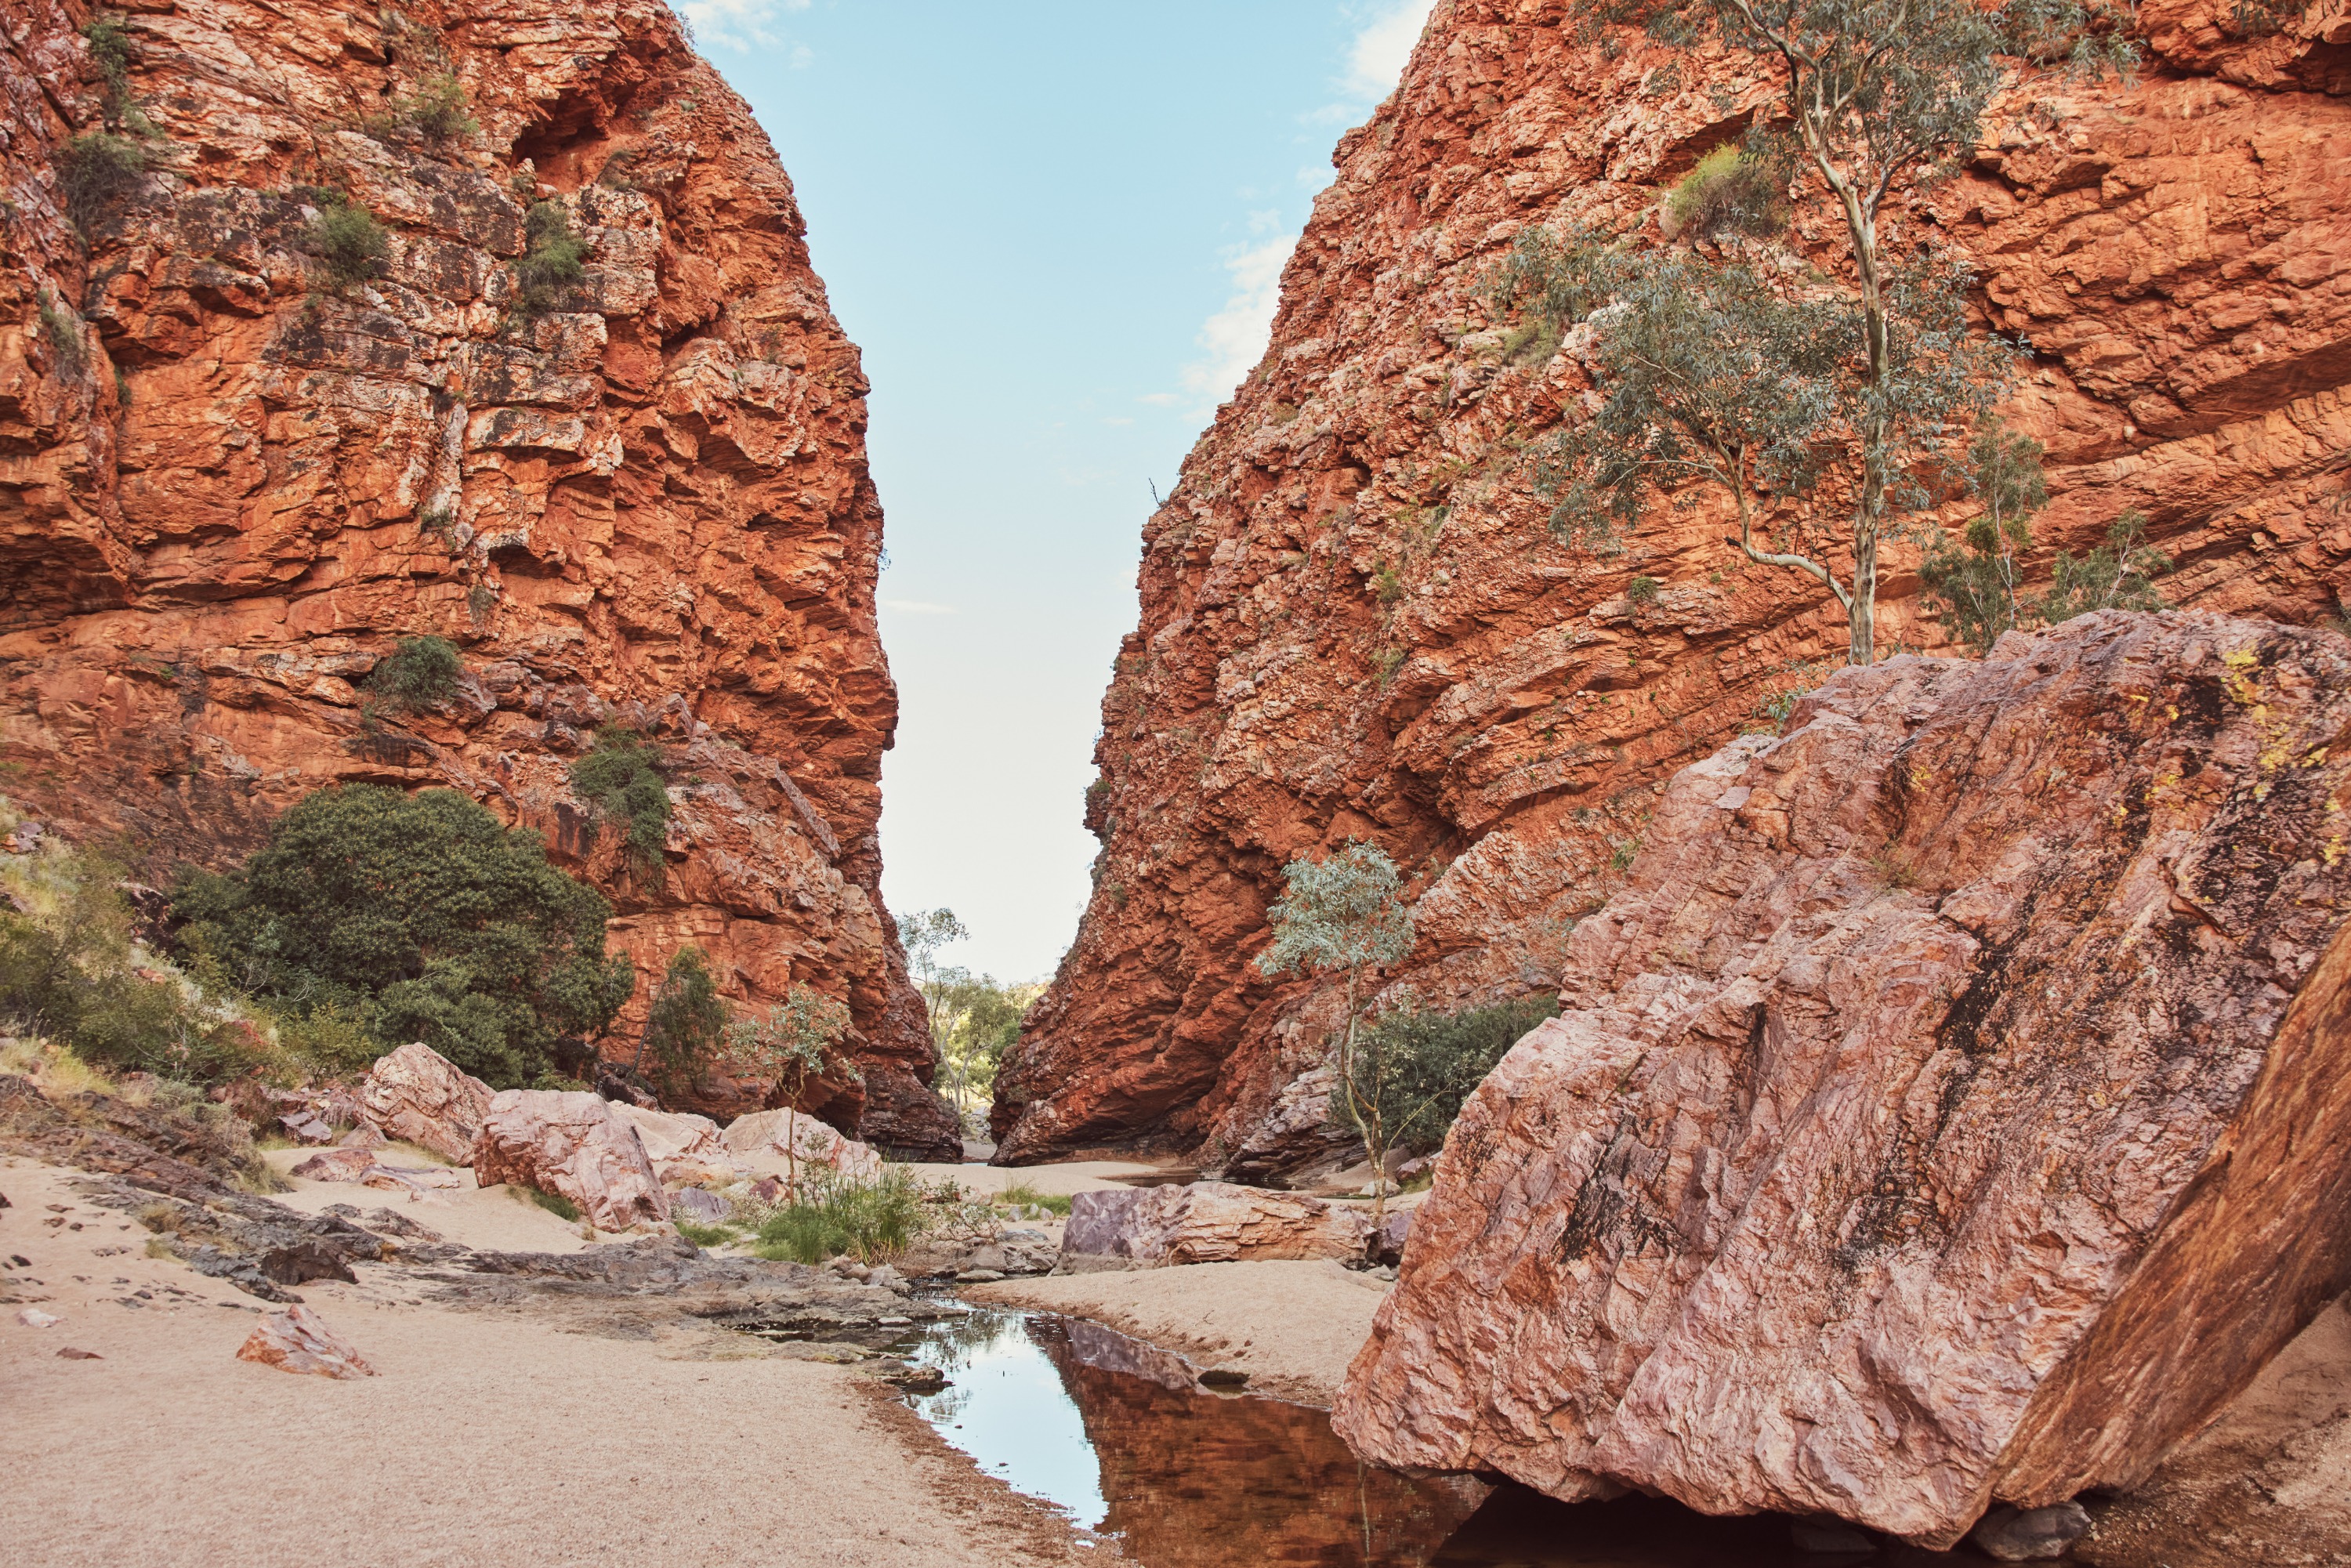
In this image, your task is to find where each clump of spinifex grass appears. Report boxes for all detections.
[753,1168,926,1264]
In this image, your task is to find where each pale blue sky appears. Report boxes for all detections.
[686,2,1434,981]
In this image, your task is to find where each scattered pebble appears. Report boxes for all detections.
[56,1346,102,1360]
[17,1307,61,1327]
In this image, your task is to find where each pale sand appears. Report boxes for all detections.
[0,1157,1105,1567]
[263,1143,600,1254]
[900,1160,1165,1198]
[967,1259,1393,1406]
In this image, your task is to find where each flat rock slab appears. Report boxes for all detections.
[1337,613,2351,1548]
[1063,1180,1372,1267]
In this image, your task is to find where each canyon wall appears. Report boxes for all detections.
[994,0,2351,1166]
[1334,610,2351,1547]
[0,0,958,1153]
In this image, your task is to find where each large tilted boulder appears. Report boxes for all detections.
[720,1109,884,1184]
[471,1091,671,1231]
[610,1103,725,1164]
[357,1044,494,1164]
[1063,1181,1373,1267]
[1335,613,2351,1548]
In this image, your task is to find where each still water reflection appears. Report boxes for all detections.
[898,1306,1893,1568]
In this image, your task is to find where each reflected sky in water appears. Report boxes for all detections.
[905,1308,1109,1529]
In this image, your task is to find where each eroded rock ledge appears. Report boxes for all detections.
[1335,611,2351,1548]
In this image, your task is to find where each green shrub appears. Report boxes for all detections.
[169,785,637,1087]
[570,727,671,869]
[677,1219,737,1248]
[1627,574,1661,607]
[80,16,149,131]
[37,295,84,376]
[1353,993,1562,1155]
[1373,563,1405,606]
[406,74,477,143]
[994,1179,1071,1217]
[2041,511,2171,625]
[367,635,461,712]
[1665,144,1787,241]
[55,132,148,235]
[511,201,587,317]
[308,197,391,291]
[754,1168,926,1264]
[529,1188,581,1222]
[636,945,729,1096]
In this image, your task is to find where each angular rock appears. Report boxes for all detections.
[611,1104,726,1164]
[288,1147,378,1183]
[235,1305,376,1380]
[472,1091,671,1231]
[1336,614,2351,1548]
[670,1187,734,1226]
[1063,1181,1372,1267]
[358,1045,494,1165]
[1973,1503,2092,1563]
[720,1109,884,1186]
[994,0,2351,1171]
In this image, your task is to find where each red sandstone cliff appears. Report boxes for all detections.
[0,0,958,1154]
[993,0,2351,1166]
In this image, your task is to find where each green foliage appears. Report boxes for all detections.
[993,1179,1072,1216]
[1484,222,1621,363]
[1920,422,2049,654]
[1372,563,1406,606]
[1350,994,1561,1154]
[726,981,852,1102]
[1664,144,1786,241]
[308,197,391,291]
[676,1219,737,1248]
[637,946,730,1097]
[1626,574,1661,607]
[569,727,672,870]
[168,785,636,1087]
[753,1167,926,1264]
[921,971,1039,1130]
[511,201,588,317]
[406,74,477,143]
[55,132,149,236]
[529,1188,581,1222]
[367,635,461,712]
[37,295,85,377]
[2042,511,2171,625]
[80,16,149,132]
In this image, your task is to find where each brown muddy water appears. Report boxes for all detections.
[895,1305,1981,1568]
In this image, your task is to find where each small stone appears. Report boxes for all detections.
[235,1304,376,1379]
[956,1268,1006,1283]
[56,1346,101,1360]
[1971,1502,2092,1562]
[16,1307,60,1327]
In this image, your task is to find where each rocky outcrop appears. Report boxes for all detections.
[236,1305,378,1379]
[1332,613,2351,1548]
[1062,1181,1374,1267]
[358,1042,493,1163]
[994,0,2351,1166]
[471,1088,669,1229]
[0,0,955,1155]
[610,1102,722,1164]
[719,1106,883,1185]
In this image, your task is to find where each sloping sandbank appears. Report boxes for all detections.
[0,1155,1103,1568]
[967,1259,1393,1407]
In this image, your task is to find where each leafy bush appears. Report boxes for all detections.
[1352,993,1561,1155]
[308,197,391,291]
[754,1168,926,1264]
[528,1187,581,1222]
[1627,574,1661,607]
[1373,563,1405,606]
[406,74,477,143]
[636,945,729,1096]
[511,201,587,317]
[170,785,637,1086]
[1483,222,1621,363]
[570,727,672,869]
[55,132,148,235]
[38,295,84,377]
[677,1219,737,1248]
[2042,511,2171,625]
[1664,144,1787,241]
[366,635,461,712]
[80,15,150,131]
[0,842,255,1083]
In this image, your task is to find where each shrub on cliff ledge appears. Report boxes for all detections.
[510,201,588,317]
[570,727,672,871]
[365,635,461,711]
[1357,993,1563,1155]
[170,786,636,1086]
[306,196,392,292]
[55,132,149,236]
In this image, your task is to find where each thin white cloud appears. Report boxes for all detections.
[1136,392,1179,407]
[1179,232,1295,412]
[1101,416,1135,427]
[1343,0,1436,101]
[679,0,809,51]
[882,599,958,616]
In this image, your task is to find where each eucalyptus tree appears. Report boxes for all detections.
[726,983,855,1197]
[1256,841,1417,1225]
[1534,0,2132,663]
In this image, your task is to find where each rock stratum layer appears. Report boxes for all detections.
[994,0,2351,1165]
[0,0,955,1153]
[1333,611,2351,1547]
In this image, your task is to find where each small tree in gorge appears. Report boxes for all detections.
[1536,0,2132,664]
[630,945,728,1098]
[727,983,854,1197]
[1255,841,1417,1229]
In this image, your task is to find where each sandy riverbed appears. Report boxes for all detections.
[0,1154,1107,1568]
